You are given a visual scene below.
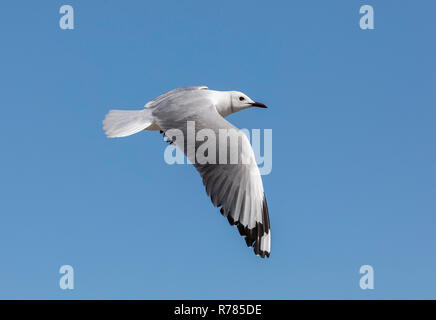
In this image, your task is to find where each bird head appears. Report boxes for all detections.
[230,91,268,113]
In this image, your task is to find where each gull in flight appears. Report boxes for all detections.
[103,86,271,258]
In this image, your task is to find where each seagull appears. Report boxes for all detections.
[103,86,271,258]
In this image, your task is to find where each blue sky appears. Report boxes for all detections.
[0,0,435,299]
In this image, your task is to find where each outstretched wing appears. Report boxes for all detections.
[152,96,271,258]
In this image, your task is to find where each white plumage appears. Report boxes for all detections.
[103,86,271,258]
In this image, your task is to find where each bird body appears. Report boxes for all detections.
[103,86,271,258]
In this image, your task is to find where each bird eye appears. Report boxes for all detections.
[239,97,245,101]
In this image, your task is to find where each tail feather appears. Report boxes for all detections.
[103,109,153,138]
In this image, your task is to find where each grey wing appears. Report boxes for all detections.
[153,101,271,258]
[196,155,271,258]
[145,86,208,109]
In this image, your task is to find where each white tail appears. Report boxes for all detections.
[103,109,154,138]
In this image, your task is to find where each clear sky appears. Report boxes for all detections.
[0,1,435,299]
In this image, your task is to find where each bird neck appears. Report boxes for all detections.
[213,91,234,117]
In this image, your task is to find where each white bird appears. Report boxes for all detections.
[103,86,271,258]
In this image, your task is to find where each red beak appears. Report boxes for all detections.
[251,102,268,108]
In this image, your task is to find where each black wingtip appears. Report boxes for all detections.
[219,193,271,258]
[254,244,270,259]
